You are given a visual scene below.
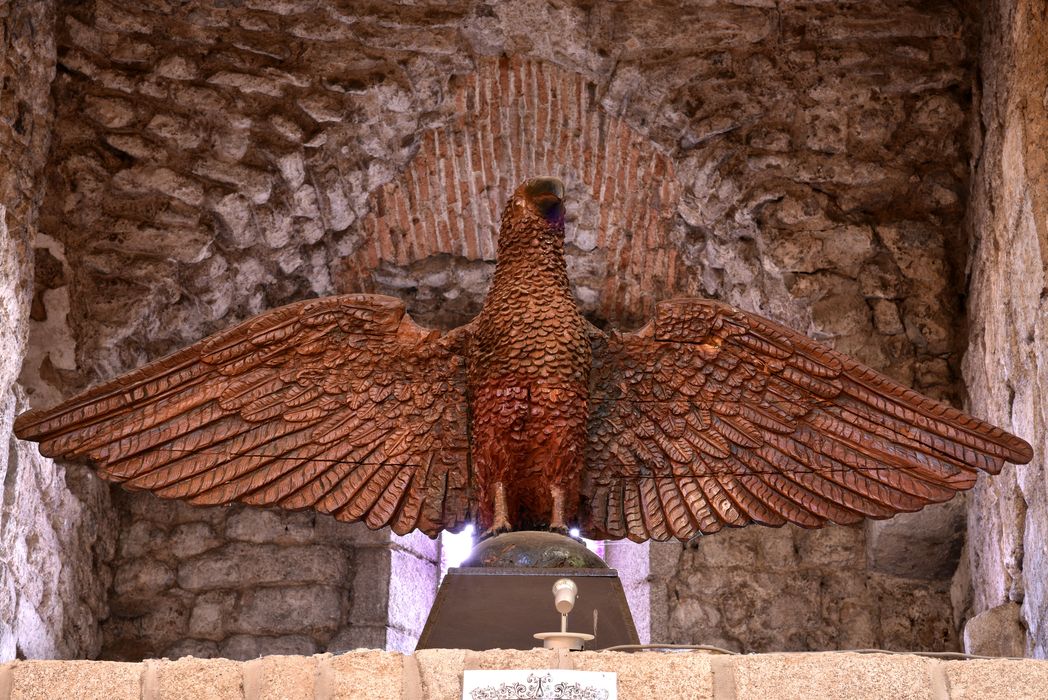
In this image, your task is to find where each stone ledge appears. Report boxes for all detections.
[2,650,1047,699]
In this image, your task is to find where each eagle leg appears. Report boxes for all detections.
[480,482,513,539]
[548,485,569,535]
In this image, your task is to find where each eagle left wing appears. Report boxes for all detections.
[582,298,1033,542]
[14,294,473,536]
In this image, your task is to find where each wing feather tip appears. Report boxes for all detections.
[1007,436,1035,466]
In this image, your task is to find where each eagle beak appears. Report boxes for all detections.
[524,177,565,221]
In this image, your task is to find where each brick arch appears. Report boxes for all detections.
[340,57,683,322]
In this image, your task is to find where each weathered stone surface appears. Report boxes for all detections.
[415,649,468,699]
[327,651,401,699]
[220,635,317,661]
[168,522,222,559]
[945,659,1048,699]
[99,488,434,659]
[325,626,387,654]
[224,508,316,545]
[347,546,392,628]
[417,648,716,698]
[176,544,349,591]
[664,525,958,652]
[0,0,118,664]
[465,649,558,670]
[234,586,343,636]
[604,540,655,643]
[9,660,141,700]
[156,657,242,700]
[11,651,1048,699]
[961,0,1048,658]
[187,591,236,642]
[251,655,318,700]
[731,652,930,700]
[575,651,713,699]
[866,501,966,580]
[387,549,440,642]
[963,602,1026,658]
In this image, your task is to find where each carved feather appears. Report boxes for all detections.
[14,294,472,537]
[582,298,1033,541]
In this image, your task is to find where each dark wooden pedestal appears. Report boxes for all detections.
[416,566,639,651]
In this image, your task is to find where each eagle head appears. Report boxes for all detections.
[518,177,565,225]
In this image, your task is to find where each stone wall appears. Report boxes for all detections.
[13,0,987,658]
[33,0,976,398]
[962,0,1048,657]
[0,0,117,662]
[665,526,959,653]
[101,495,438,660]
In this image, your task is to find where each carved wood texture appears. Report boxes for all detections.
[14,180,1033,541]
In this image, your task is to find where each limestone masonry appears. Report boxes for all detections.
[3,649,1048,700]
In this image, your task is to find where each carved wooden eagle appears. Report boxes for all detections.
[15,178,1033,541]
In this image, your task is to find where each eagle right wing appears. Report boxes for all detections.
[582,298,1032,542]
[15,294,472,536]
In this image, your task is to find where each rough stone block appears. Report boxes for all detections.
[110,591,192,646]
[177,543,349,591]
[112,558,176,597]
[234,585,343,635]
[157,657,242,700]
[188,590,237,641]
[83,95,136,128]
[248,655,318,700]
[944,659,1048,699]
[795,524,865,568]
[681,526,760,568]
[349,548,392,625]
[865,501,965,580]
[415,649,468,698]
[387,548,439,636]
[731,652,930,699]
[163,639,219,660]
[146,114,202,150]
[315,516,392,546]
[326,651,402,698]
[220,634,317,661]
[9,660,141,700]
[464,649,557,670]
[191,159,274,204]
[575,651,714,699]
[169,522,222,559]
[224,508,316,545]
[392,529,440,562]
[208,71,285,97]
[155,55,198,81]
[326,625,388,652]
[963,602,1026,657]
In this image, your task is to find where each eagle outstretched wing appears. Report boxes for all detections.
[14,294,471,536]
[582,298,1033,542]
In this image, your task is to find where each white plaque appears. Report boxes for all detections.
[462,669,617,700]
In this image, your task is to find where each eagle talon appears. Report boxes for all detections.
[479,521,513,541]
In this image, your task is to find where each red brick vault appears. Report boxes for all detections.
[340,57,685,323]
